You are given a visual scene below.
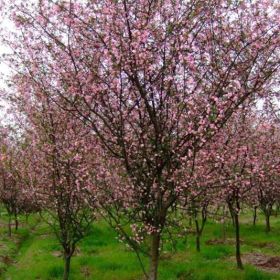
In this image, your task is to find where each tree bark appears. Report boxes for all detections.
[228,202,235,227]
[196,235,200,252]
[265,214,271,232]
[63,255,71,280]
[15,214,18,231]
[234,211,243,269]
[253,206,257,226]
[8,215,12,237]
[149,232,161,280]
[222,206,226,241]
[195,218,201,252]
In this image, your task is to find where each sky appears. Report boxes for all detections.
[0,69,9,125]
[0,12,15,125]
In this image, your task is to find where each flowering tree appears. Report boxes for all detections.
[0,158,21,236]
[185,194,209,252]
[201,111,259,269]
[177,151,216,253]
[251,121,280,232]
[2,0,279,278]
[201,110,280,268]
[0,129,26,236]
[7,82,98,280]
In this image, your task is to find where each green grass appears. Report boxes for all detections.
[0,211,279,279]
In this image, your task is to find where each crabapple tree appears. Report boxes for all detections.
[2,0,280,279]
[7,85,97,280]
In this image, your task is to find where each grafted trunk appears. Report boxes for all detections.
[222,206,226,241]
[149,232,161,280]
[63,255,71,280]
[8,215,12,237]
[15,213,18,231]
[234,209,243,269]
[228,202,235,227]
[194,205,207,253]
[261,204,272,233]
[62,244,75,280]
[265,214,271,232]
[196,235,201,252]
[253,206,257,226]
[195,218,201,252]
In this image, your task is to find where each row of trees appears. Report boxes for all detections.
[1,104,279,278]
[0,0,279,279]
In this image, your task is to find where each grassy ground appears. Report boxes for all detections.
[0,211,279,280]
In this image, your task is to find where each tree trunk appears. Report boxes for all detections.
[15,214,18,231]
[63,255,71,280]
[195,218,201,252]
[222,206,226,241]
[253,207,257,226]
[228,203,235,227]
[265,214,271,232]
[196,235,200,252]
[149,232,161,280]
[8,216,12,237]
[234,211,243,269]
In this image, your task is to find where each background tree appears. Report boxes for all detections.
[251,121,280,232]
[0,130,26,236]
[9,86,98,280]
[2,1,279,279]
[202,111,258,269]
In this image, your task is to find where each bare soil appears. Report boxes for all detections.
[206,238,244,245]
[0,255,14,265]
[242,253,280,273]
